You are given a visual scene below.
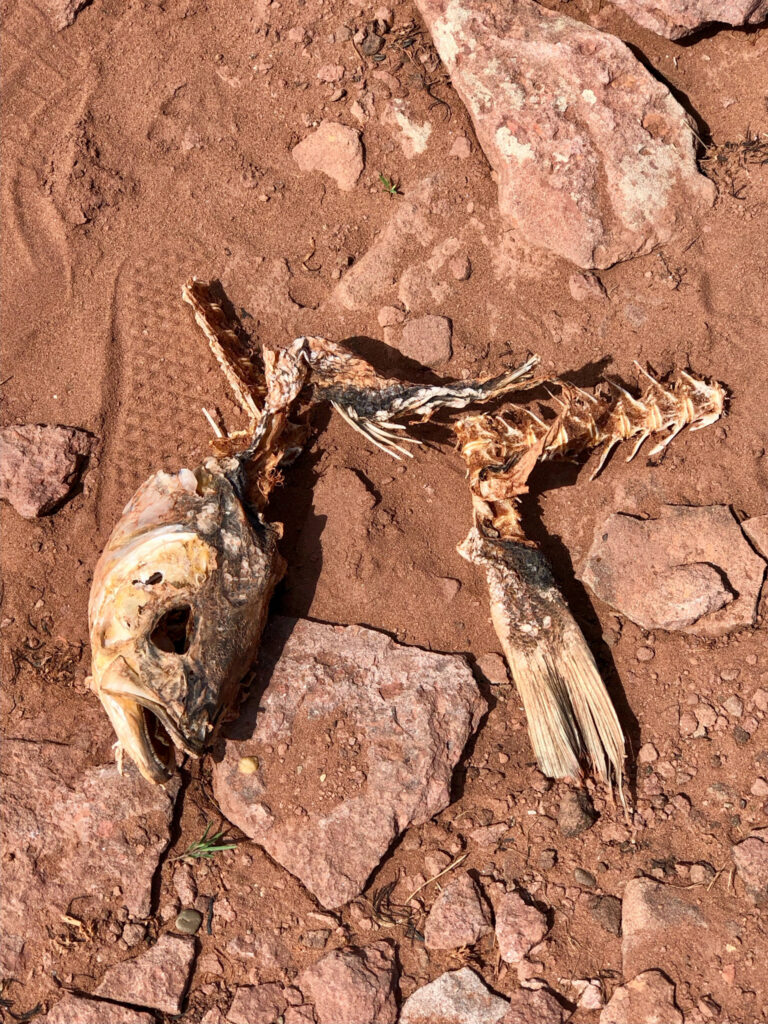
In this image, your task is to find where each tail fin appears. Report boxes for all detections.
[455,413,626,797]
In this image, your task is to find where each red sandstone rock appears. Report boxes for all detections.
[608,0,768,39]
[581,505,766,636]
[227,983,287,1024]
[296,942,398,1024]
[398,315,453,366]
[732,829,768,904]
[0,424,92,517]
[41,995,154,1024]
[40,0,90,30]
[503,987,569,1024]
[400,968,508,1023]
[414,0,713,268]
[424,873,491,950]
[600,970,682,1024]
[493,890,549,965]
[292,121,364,191]
[94,934,196,1014]
[214,617,484,908]
[0,740,176,979]
[621,877,708,977]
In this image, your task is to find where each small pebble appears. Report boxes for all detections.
[574,868,597,888]
[121,922,146,946]
[450,136,471,159]
[175,908,203,935]
[449,254,472,280]
[723,696,743,717]
[636,646,655,663]
[558,790,597,837]
[569,272,605,302]
[695,703,717,729]
[538,849,557,870]
[679,711,698,737]
[238,756,259,774]
[439,577,461,601]
[476,653,508,685]
[689,862,715,884]
[750,777,768,798]
[671,793,692,813]
[638,742,658,764]
[378,305,405,328]
[300,928,331,949]
[733,725,751,747]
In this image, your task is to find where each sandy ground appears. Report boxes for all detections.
[2,0,768,1020]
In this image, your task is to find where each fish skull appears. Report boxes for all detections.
[89,458,283,783]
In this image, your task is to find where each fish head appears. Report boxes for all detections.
[89,462,282,783]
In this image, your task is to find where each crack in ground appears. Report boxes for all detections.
[149,764,191,919]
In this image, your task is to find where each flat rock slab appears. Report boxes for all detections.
[94,933,196,1014]
[581,505,766,636]
[214,617,485,909]
[296,942,398,1024]
[621,877,708,978]
[41,994,155,1024]
[607,0,768,38]
[503,988,569,1023]
[0,423,93,517]
[424,873,491,950]
[227,983,287,1024]
[0,740,176,978]
[400,968,509,1024]
[414,0,712,269]
[331,177,436,310]
[600,969,682,1024]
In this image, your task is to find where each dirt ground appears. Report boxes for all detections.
[2,0,768,1020]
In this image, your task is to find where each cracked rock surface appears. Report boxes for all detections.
[414,0,713,269]
[213,617,485,908]
[607,0,768,38]
[0,740,177,979]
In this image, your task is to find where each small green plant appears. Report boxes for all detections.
[379,172,401,197]
[173,822,237,862]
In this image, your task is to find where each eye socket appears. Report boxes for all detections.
[150,605,192,655]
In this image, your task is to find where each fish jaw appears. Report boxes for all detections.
[95,660,176,785]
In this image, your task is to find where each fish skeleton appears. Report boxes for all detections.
[88,279,539,783]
